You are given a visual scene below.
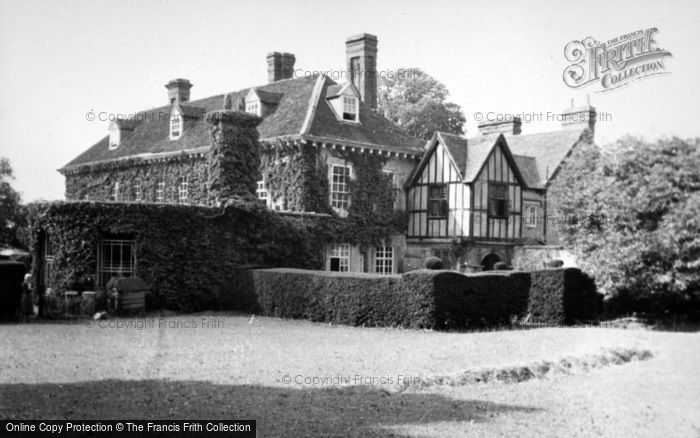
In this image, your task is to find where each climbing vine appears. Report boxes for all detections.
[260,142,408,246]
[260,141,330,213]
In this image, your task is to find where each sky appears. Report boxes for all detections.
[1,0,699,201]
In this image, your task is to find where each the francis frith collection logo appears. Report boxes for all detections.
[563,27,672,92]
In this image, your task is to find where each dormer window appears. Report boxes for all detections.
[169,111,182,140]
[246,101,260,116]
[342,96,359,122]
[108,119,139,150]
[326,82,361,124]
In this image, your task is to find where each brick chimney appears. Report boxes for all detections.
[267,52,296,83]
[346,33,378,109]
[561,99,596,133]
[165,79,192,104]
[477,117,522,136]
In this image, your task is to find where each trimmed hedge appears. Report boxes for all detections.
[0,260,25,319]
[250,269,413,327]
[528,268,602,324]
[424,256,444,270]
[243,267,601,330]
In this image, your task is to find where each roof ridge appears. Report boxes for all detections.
[300,75,329,135]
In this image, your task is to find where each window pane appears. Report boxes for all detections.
[330,166,351,210]
[428,185,448,218]
[98,239,136,287]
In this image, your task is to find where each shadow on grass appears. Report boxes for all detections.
[0,379,540,437]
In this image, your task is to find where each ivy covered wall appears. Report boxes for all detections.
[206,111,262,204]
[28,201,330,312]
[27,199,411,312]
[260,141,331,213]
[64,157,209,204]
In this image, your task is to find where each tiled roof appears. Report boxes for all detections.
[512,154,541,189]
[415,128,589,190]
[504,129,588,187]
[178,104,207,118]
[62,75,422,171]
[305,77,422,152]
[437,132,468,179]
[462,135,498,182]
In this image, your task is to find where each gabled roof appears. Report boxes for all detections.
[462,135,501,183]
[325,82,360,99]
[62,75,422,171]
[406,132,465,186]
[504,129,590,187]
[409,128,589,190]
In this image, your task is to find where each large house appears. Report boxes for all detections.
[60,33,595,276]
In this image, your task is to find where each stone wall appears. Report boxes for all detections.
[512,245,578,270]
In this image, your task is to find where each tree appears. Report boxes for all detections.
[549,136,700,316]
[378,68,466,140]
[0,157,23,247]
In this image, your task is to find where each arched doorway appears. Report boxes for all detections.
[481,253,501,271]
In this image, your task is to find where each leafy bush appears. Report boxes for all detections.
[424,257,444,270]
[549,136,700,317]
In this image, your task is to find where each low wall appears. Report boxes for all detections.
[512,246,578,270]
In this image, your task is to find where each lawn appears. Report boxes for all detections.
[1,314,698,437]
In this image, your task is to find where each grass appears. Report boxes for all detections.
[398,348,653,389]
[1,313,699,437]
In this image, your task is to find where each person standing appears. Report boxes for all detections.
[21,273,33,322]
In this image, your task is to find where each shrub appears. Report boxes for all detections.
[252,269,412,327]
[250,268,534,330]
[0,261,25,320]
[528,268,602,324]
[247,267,602,329]
[400,270,465,328]
[493,262,512,271]
[459,271,529,327]
[424,257,444,270]
[547,259,564,268]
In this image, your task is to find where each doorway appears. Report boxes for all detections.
[481,253,502,271]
